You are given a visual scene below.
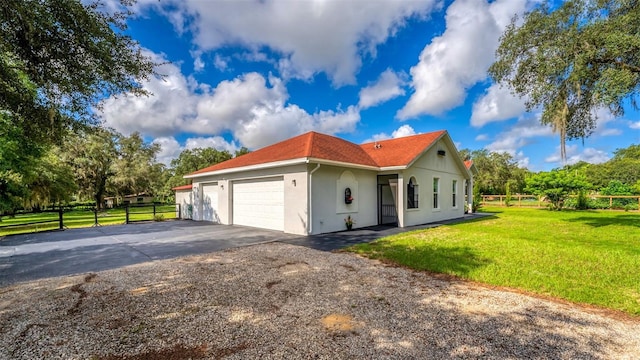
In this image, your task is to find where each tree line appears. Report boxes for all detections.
[0,125,249,213]
[462,144,640,210]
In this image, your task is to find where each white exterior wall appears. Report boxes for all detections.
[309,165,377,234]
[190,164,308,235]
[402,139,466,226]
[174,189,193,219]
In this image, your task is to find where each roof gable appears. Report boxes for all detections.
[360,131,445,168]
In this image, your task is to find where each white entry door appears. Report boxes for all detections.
[201,183,219,223]
[232,178,284,231]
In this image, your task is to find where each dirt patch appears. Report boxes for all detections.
[321,313,360,334]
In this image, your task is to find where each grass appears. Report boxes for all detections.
[348,207,640,315]
[0,205,178,237]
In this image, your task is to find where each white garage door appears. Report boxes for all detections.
[233,178,284,231]
[201,183,219,223]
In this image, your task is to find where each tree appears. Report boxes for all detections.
[0,113,44,213]
[490,0,640,161]
[1,0,157,211]
[1,0,156,144]
[166,148,234,190]
[63,128,118,210]
[235,147,250,157]
[525,169,592,210]
[464,149,528,194]
[27,147,77,210]
[110,132,160,202]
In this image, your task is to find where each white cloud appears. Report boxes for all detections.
[153,136,182,166]
[366,124,417,142]
[100,51,362,150]
[193,56,205,72]
[100,51,198,137]
[630,121,640,130]
[485,115,554,168]
[545,145,610,166]
[358,69,406,109]
[149,0,437,85]
[213,54,229,71]
[475,134,489,141]
[471,83,527,127]
[398,0,529,119]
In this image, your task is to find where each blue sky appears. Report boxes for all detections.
[98,0,640,170]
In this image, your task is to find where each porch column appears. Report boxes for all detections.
[397,173,405,227]
[467,178,474,213]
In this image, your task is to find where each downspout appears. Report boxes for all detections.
[308,163,321,234]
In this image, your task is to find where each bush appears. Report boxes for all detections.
[153,214,165,222]
[576,191,589,210]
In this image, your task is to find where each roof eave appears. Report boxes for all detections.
[307,158,380,171]
[184,158,309,179]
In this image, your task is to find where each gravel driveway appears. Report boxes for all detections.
[1,242,638,359]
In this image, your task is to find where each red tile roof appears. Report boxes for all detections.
[172,184,193,191]
[360,131,445,167]
[188,130,449,176]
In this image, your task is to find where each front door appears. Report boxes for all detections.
[378,184,398,225]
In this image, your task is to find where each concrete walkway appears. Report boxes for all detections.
[281,213,492,251]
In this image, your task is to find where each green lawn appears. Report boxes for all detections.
[0,205,178,237]
[348,207,640,315]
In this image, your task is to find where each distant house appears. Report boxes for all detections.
[104,193,154,208]
[175,130,475,235]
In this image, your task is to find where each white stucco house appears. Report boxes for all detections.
[176,130,476,235]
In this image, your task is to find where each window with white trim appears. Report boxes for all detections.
[452,180,457,207]
[433,177,440,209]
[407,177,419,209]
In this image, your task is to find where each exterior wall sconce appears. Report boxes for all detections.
[345,187,353,204]
[220,184,224,190]
[292,179,296,186]
[437,150,446,156]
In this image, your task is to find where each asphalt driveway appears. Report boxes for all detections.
[0,221,298,286]
[0,214,489,287]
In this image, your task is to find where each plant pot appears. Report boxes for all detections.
[346,224,353,231]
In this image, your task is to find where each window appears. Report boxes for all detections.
[137,197,144,203]
[407,177,419,209]
[433,178,440,209]
[452,180,457,207]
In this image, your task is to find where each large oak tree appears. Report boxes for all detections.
[490,0,640,161]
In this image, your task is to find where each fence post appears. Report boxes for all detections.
[610,196,613,209]
[177,204,181,220]
[94,208,99,226]
[125,205,130,224]
[59,208,64,230]
[153,204,156,218]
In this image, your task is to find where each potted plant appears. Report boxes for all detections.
[344,215,355,230]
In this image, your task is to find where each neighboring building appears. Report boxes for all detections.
[104,193,154,208]
[173,184,193,219]
[178,130,475,235]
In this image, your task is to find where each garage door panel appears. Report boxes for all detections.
[202,183,219,223]
[233,178,284,231]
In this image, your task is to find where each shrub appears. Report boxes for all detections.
[153,214,165,222]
